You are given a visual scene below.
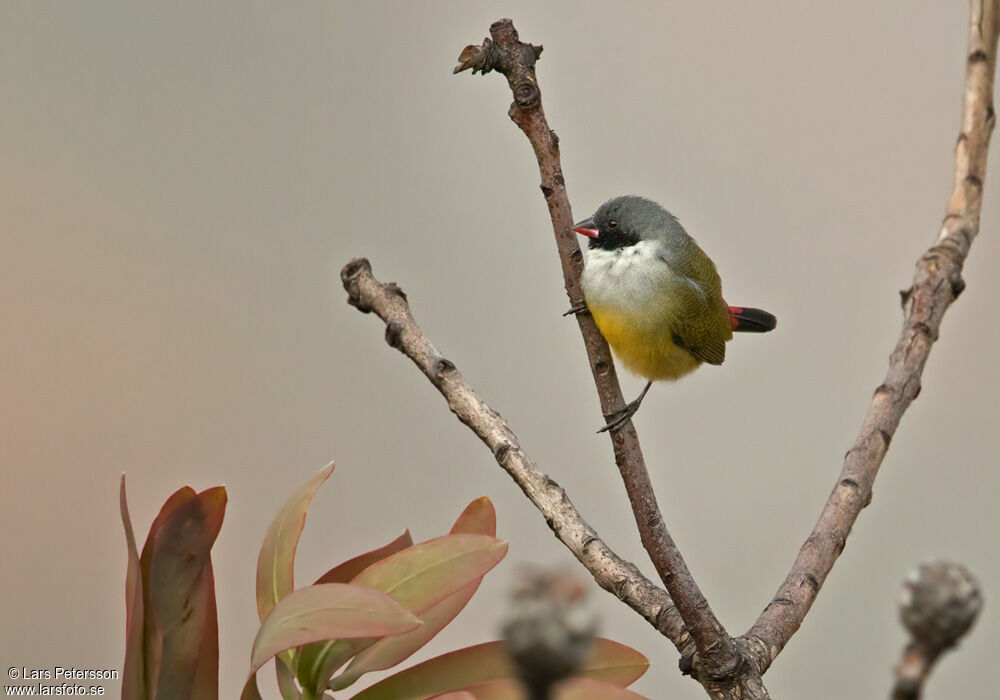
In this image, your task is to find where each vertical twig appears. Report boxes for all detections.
[455,19,743,682]
[743,0,998,674]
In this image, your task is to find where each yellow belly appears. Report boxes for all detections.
[590,306,700,381]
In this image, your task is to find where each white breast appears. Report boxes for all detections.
[581,241,679,327]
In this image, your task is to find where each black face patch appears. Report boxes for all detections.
[588,226,639,251]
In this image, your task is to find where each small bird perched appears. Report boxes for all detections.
[573,195,776,432]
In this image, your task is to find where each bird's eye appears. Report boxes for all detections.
[608,220,619,230]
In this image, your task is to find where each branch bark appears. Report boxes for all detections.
[743,0,998,674]
[340,258,688,651]
[891,643,943,700]
[454,19,747,687]
[341,3,994,697]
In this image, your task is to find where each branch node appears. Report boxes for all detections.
[969,48,989,64]
[494,441,512,465]
[950,275,967,298]
[878,428,892,448]
[911,321,936,342]
[385,282,407,302]
[435,357,456,375]
[678,654,696,677]
[341,257,374,312]
[384,322,404,351]
[899,287,913,308]
[839,477,860,490]
[453,39,499,75]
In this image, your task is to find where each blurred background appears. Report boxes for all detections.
[2,2,998,698]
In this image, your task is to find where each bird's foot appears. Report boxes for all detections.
[596,381,653,433]
[597,398,642,433]
[563,303,589,317]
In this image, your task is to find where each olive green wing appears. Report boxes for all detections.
[658,248,731,366]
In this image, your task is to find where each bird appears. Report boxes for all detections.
[572,195,776,432]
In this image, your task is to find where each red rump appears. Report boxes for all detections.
[727,306,744,330]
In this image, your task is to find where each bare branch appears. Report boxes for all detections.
[743,0,999,673]
[340,258,688,650]
[891,562,983,699]
[344,5,993,696]
[455,18,742,680]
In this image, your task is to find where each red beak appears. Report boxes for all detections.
[572,216,598,238]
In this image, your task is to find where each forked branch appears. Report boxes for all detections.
[342,2,997,697]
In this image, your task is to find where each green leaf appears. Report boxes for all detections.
[349,639,648,700]
[257,463,335,622]
[301,534,507,694]
[298,639,368,696]
[352,534,507,611]
[459,678,651,699]
[250,583,422,678]
[240,674,264,700]
[330,581,478,690]
[276,659,302,700]
[119,476,145,700]
[315,530,413,585]
[427,694,476,700]
[147,486,227,700]
[330,499,499,690]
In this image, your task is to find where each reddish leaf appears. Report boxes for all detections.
[300,534,507,694]
[442,680,521,700]
[330,500,499,690]
[249,583,422,678]
[350,639,648,700]
[139,486,198,690]
[315,530,413,585]
[189,563,220,699]
[257,463,335,622]
[148,486,226,700]
[149,486,226,625]
[449,497,496,537]
[460,678,651,699]
[552,678,651,700]
[119,476,145,700]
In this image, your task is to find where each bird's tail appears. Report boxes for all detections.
[728,306,777,333]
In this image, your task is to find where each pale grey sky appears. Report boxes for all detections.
[1,2,997,698]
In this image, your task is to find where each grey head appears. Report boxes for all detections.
[573,195,689,252]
